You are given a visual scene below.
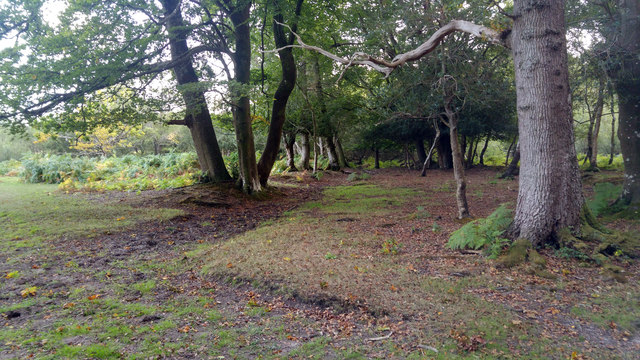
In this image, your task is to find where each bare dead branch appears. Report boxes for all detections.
[265,20,506,78]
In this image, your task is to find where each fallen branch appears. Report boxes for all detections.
[417,344,439,353]
[366,331,393,341]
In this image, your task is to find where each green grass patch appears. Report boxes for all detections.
[570,287,640,333]
[0,176,182,250]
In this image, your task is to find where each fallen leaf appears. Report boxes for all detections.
[63,302,75,309]
[87,294,101,300]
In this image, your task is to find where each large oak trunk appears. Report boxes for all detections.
[161,0,230,182]
[509,0,584,245]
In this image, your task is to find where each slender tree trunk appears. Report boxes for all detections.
[421,120,441,176]
[608,85,616,165]
[230,3,261,193]
[284,132,297,171]
[160,0,231,182]
[444,110,470,219]
[587,75,605,171]
[479,131,490,166]
[299,132,311,170]
[334,135,348,168]
[374,146,380,169]
[500,142,520,179]
[257,0,303,186]
[509,0,584,245]
[505,135,516,166]
[610,0,640,209]
[465,136,475,169]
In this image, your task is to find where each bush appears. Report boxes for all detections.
[447,205,513,258]
[0,159,23,176]
[18,152,202,191]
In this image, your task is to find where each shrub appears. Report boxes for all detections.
[0,159,22,176]
[18,152,202,191]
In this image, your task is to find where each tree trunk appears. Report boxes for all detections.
[334,135,348,168]
[324,136,340,170]
[479,132,490,166]
[374,146,380,169]
[160,0,231,182]
[444,110,470,219]
[421,120,441,176]
[257,0,303,186]
[415,139,427,166]
[500,142,520,179]
[505,135,516,166]
[610,0,640,209]
[437,134,453,169]
[230,3,261,193]
[587,75,605,171]
[299,132,311,170]
[464,136,475,169]
[284,132,297,171]
[509,0,584,245]
[608,85,616,165]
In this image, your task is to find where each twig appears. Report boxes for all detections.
[417,344,439,353]
[366,331,393,341]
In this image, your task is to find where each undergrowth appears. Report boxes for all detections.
[16,153,203,191]
[447,205,513,258]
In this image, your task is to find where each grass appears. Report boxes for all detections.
[0,176,182,250]
[195,183,537,356]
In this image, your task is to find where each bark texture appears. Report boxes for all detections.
[585,75,605,170]
[230,3,261,193]
[299,132,311,169]
[257,0,303,186]
[161,0,231,182]
[610,0,640,208]
[284,132,297,171]
[509,0,584,245]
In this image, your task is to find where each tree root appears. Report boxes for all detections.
[498,205,637,282]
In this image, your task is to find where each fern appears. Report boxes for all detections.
[447,205,513,251]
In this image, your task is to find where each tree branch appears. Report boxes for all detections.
[266,20,507,78]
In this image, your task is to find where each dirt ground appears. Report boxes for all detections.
[1,168,638,359]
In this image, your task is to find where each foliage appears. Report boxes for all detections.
[18,153,202,191]
[362,157,403,170]
[447,205,513,257]
[0,159,22,176]
[554,247,590,261]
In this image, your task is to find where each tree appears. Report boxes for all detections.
[284,0,588,245]
[160,0,231,182]
[257,0,304,186]
[0,0,231,181]
[608,0,640,209]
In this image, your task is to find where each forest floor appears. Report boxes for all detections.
[0,168,638,359]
